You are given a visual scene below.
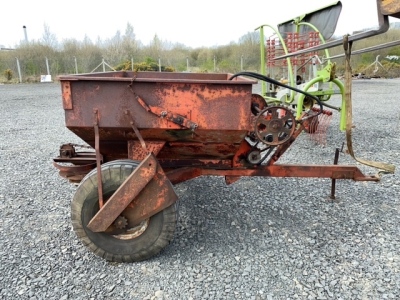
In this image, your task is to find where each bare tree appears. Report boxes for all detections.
[146,34,163,60]
[41,23,59,49]
[238,32,261,70]
[103,30,124,65]
[122,23,139,60]
[61,38,81,74]
[79,35,103,73]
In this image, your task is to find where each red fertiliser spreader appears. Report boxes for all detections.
[53,70,386,262]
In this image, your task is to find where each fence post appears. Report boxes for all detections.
[16,58,22,83]
[74,56,78,74]
[214,56,216,72]
[45,57,50,75]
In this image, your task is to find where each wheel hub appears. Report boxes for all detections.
[113,219,149,240]
[113,216,128,229]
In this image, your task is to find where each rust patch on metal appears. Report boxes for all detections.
[159,158,232,169]
[61,81,72,110]
[232,140,253,167]
[199,165,380,181]
[128,140,165,160]
[166,168,203,185]
[122,162,178,227]
[161,142,240,160]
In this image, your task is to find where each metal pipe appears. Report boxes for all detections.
[325,39,400,60]
[22,25,28,43]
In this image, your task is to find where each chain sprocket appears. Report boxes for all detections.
[113,216,128,229]
[254,106,296,146]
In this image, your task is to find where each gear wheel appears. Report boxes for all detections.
[113,216,128,229]
[254,106,296,146]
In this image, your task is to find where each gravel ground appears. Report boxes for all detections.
[0,78,400,300]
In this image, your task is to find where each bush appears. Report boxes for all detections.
[4,69,13,81]
[114,57,175,72]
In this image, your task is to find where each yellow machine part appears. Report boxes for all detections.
[379,0,400,18]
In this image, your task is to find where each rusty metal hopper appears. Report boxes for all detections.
[58,71,257,162]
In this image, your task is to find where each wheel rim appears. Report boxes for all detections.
[113,219,149,240]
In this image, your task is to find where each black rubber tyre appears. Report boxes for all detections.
[71,159,178,263]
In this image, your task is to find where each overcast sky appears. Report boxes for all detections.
[1,0,391,48]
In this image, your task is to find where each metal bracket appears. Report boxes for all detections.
[136,95,198,130]
[87,153,178,232]
[93,109,104,208]
[124,109,147,151]
[87,153,157,232]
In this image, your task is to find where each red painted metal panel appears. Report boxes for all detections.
[58,71,256,162]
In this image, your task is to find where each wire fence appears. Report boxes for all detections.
[1,57,128,83]
[0,52,259,84]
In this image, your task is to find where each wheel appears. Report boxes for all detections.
[247,149,262,164]
[71,159,178,262]
[254,106,296,146]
